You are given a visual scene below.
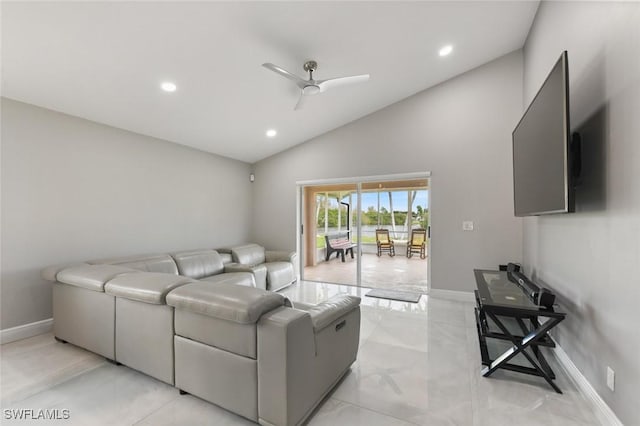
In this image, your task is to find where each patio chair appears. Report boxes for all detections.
[407,228,427,259]
[375,229,395,257]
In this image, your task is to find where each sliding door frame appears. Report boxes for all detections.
[296,171,431,289]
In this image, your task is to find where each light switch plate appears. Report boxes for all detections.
[463,221,474,231]
[607,366,615,391]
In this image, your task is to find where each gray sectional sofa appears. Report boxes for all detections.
[42,245,361,426]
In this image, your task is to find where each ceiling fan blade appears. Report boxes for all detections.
[262,63,308,88]
[317,74,370,93]
[294,91,307,110]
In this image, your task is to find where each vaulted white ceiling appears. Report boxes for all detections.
[2,1,539,163]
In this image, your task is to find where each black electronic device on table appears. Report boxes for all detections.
[473,268,566,393]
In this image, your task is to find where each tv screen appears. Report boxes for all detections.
[512,51,573,216]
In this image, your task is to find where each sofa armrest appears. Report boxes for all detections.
[257,307,316,426]
[265,250,294,263]
[257,298,361,425]
[265,250,299,278]
[297,295,361,332]
[41,262,90,282]
[224,263,268,290]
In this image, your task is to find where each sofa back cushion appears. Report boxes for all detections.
[91,254,179,275]
[56,265,138,292]
[172,250,224,279]
[231,244,266,266]
[167,281,286,324]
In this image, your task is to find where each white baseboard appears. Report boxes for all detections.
[552,341,623,426]
[1,318,53,344]
[428,288,475,303]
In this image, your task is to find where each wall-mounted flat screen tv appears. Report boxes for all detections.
[512,51,575,216]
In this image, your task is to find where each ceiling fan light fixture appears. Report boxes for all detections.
[303,85,321,96]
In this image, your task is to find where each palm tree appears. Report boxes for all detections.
[404,190,417,237]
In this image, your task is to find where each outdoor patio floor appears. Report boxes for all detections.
[303,252,428,290]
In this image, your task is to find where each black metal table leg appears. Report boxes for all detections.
[474,308,491,365]
[516,316,555,380]
[482,311,563,393]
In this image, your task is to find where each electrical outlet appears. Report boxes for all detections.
[463,221,474,231]
[606,366,615,391]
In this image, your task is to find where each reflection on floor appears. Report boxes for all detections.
[303,252,428,290]
[1,281,598,426]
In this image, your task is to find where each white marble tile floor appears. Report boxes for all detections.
[0,281,600,425]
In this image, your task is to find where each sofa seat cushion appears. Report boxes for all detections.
[166,282,286,324]
[172,250,225,279]
[264,262,294,290]
[231,244,266,266]
[223,264,267,289]
[200,272,256,288]
[56,265,137,292]
[104,273,195,304]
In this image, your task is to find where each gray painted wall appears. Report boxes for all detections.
[523,2,639,424]
[1,98,253,329]
[252,51,524,292]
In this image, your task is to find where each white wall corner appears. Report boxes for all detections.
[1,318,53,344]
[553,341,624,426]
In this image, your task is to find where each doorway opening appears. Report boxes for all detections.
[299,175,430,291]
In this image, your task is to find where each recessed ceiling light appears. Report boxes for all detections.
[439,45,453,57]
[266,129,277,138]
[161,81,177,92]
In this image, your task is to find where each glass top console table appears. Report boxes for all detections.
[473,269,566,393]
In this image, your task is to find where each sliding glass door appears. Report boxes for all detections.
[298,173,430,290]
[360,179,429,291]
[301,183,358,285]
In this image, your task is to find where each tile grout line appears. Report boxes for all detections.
[131,393,182,426]
[328,396,423,426]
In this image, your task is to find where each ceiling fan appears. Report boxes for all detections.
[262,60,370,110]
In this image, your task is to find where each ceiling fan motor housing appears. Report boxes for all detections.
[303,60,318,72]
